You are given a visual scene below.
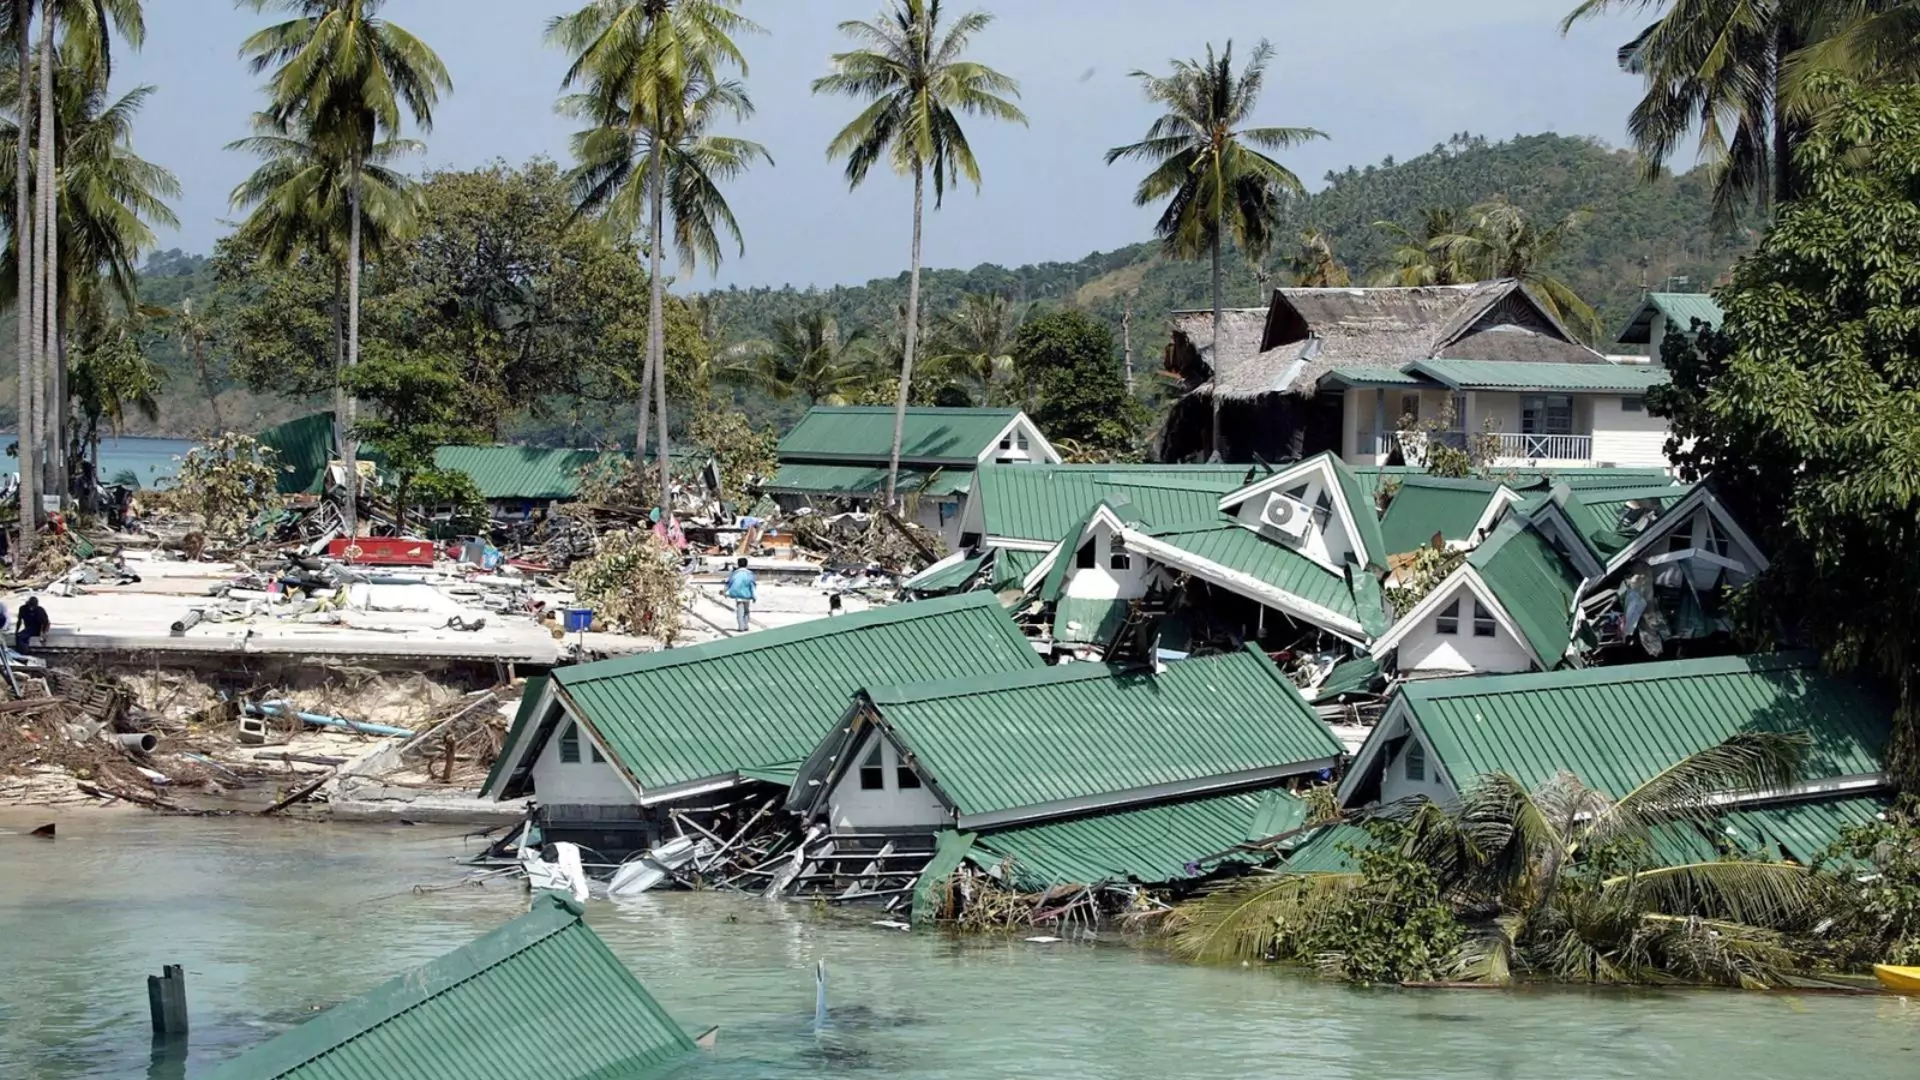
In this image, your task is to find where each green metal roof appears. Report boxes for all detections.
[204,893,694,1080]
[556,591,1042,794]
[432,445,619,501]
[1618,291,1726,345]
[484,676,550,796]
[1393,653,1892,798]
[1555,483,1692,559]
[1468,517,1585,666]
[1327,453,1391,569]
[1279,822,1367,873]
[778,406,1021,466]
[1311,656,1382,703]
[1138,520,1364,625]
[974,463,1254,543]
[1411,358,1670,393]
[766,462,973,499]
[1053,595,1130,645]
[903,551,990,594]
[257,411,335,495]
[871,647,1343,822]
[1379,475,1502,555]
[966,787,1301,889]
[1320,365,1426,387]
[1646,793,1891,867]
[1349,466,1674,500]
[991,548,1044,591]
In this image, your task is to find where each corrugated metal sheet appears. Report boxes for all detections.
[766,462,972,499]
[484,675,549,796]
[1327,454,1390,567]
[1402,653,1893,797]
[432,445,619,501]
[1052,595,1128,644]
[1321,365,1424,386]
[1558,484,1690,559]
[1349,466,1674,500]
[558,591,1042,793]
[204,893,693,1080]
[1380,476,1501,555]
[777,406,1020,465]
[914,830,978,924]
[872,647,1343,819]
[1140,522,1361,622]
[975,463,1251,542]
[1647,793,1891,867]
[970,788,1286,889]
[991,548,1044,590]
[1279,822,1367,873]
[1412,358,1671,392]
[903,552,990,594]
[257,411,335,495]
[1618,291,1725,344]
[1311,656,1381,703]
[1468,517,1583,665]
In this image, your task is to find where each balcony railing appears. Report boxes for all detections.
[1360,430,1593,461]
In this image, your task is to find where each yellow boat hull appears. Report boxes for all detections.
[1874,964,1920,993]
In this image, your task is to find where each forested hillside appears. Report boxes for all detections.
[706,132,1751,358]
[1,132,1749,440]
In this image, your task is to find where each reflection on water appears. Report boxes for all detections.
[1,812,1917,1079]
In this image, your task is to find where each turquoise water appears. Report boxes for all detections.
[1,435,195,488]
[0,812,1916,1079]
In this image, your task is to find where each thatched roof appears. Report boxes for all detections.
[1168,280,1607,400]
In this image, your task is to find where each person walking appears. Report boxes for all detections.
[725,558,757,633]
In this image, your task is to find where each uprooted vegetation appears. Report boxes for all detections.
[568,528,688,642]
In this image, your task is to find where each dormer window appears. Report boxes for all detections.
[1436,598,1461,636]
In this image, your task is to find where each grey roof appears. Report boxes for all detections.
[1177,280,1606,400]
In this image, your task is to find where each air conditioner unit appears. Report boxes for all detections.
[1259,492,1313,540]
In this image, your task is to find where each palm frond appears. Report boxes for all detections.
[1169,871,1362,964]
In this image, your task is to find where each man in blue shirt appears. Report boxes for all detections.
[724,558,757,633]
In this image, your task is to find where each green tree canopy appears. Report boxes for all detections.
[1651,81,1920,782]
[1011,309,1143,457]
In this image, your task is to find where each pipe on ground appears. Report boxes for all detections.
[114,732,158,754]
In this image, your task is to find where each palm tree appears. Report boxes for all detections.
[1287,229,1350,287]
[927,291,1017,406]
[549,0,760,505]
[239,0,451,538]
[1374,206,1469,286]
[732,311,878,405]
[813,0,1026,508]
[6,2,37,557]
[170,298,221,433]
[227,111,421,454]
[1447,197,1600,339]
[69,303,160,476]
[559,67,768,503]
[1105,39,1324,461]
[1176,733,1818,987]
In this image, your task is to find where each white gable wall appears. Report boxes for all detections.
[1392,583,1535,676]
[1062,523,1154,601]
[824,730,950,832]
[1231,468,1356,570]
[1378,729,1454,804]
[1589,394,1672,468]
[529,719,638,806]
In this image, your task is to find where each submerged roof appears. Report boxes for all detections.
[1364,653,1891,800]
[556,591,1042,794]
[257,411,335,495]
[1618,291,1726,345]
[867,647,1342,826]
[1467,517,1586,666]
[974,463,1254,543]
[965,787,1304,889]
[433,445,618,501]
[204,893,694,1080]
[1378,475,1503,555]
[778,406,1024,466]
[1647,792,1891,867]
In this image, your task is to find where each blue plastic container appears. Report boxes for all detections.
[564,608,594,633]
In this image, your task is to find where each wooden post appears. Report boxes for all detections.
[147,964,188,1035]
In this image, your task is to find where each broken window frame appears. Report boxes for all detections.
[897,761,922,789]
[858,741,886,791]
[1436,598,1461,636]
[1075,541,1098,570]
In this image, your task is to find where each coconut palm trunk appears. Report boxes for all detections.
[648,148,669,504]
[1209,227,1223,460]
[341,155,362,537]
[884,161,924,510]
[14,4,35,557]
[35,0,55,506]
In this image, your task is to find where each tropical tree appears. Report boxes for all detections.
[927,291,1017,406]
[813,0,1026,508]
[68,307,160,476]
[1374,206,1469,286]
[1287,229,1350,287]
[170,298,221,432]
[549,0,761,505]
[239,0,451,537]
[1105,39,1324,460]
[226,110,420,457]
[731,310,878,406]
[6,2,36,557]
[1449,197,1599,338]
[1176,733,1818,987]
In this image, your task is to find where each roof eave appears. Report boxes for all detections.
[956,758,1342,832]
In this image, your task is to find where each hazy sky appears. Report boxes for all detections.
[119,1,1655,290]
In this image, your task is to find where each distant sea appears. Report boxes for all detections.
[1,434,196,488]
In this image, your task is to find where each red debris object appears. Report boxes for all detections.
[327,537,437,567]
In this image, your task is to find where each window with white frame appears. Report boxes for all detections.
[1703,517,1731,558]
[1436,598,1461,635]
[559,721,581,764]
[1405,740,1426,782]
[1472,598,1497,638]
[1521,394,1575,435]
[1621,395,1645,413]
[859,741,885,790]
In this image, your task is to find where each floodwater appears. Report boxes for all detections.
[0,435,196,488]
[1,812,1916,1080]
